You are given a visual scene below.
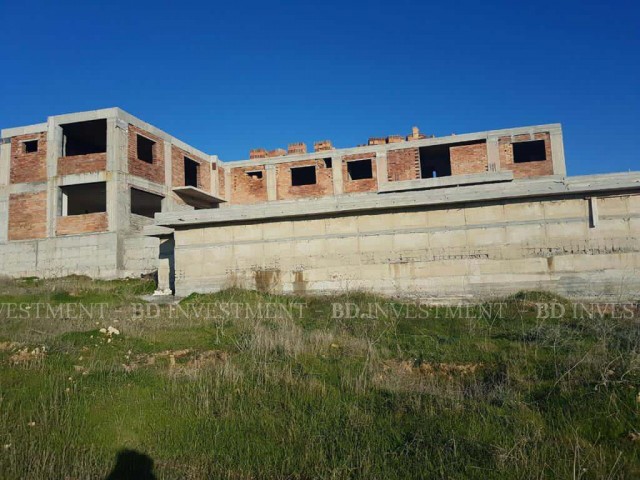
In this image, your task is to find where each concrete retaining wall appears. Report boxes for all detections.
[171,193,640,300]
[0,232,119,278]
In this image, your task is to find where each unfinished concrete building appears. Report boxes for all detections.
[0,108,221,278]
[2,109,639,300]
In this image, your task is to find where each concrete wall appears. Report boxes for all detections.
[170,192,640,301]
[0,232,120,278]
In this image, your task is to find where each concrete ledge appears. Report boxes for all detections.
[154,172,640,227]
[172,186,225,208]
[379,171,513,193]
[143,225,175,237]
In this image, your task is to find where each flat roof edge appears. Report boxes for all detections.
[155,172,640,227]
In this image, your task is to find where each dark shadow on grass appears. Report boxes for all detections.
[105,449,156,480]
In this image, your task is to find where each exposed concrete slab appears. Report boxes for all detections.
[155,172,640,227]
[378,171,513,193]
[172,186,225,208]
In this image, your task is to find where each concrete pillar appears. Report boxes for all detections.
[45,118,62,237]
[154,236,175,295]
[164,141,173,190]
[224,167,232,204]
[376,151,388,188]
[106,117,129,232]
[210,157,219,197]
[588,197,599,228]
[332,154,343,195]
[550,129,567,176]
[266,164,277,201]
[0,140,10,242]
[487,135,500,172]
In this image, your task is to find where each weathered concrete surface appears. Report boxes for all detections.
[156,174,640,301]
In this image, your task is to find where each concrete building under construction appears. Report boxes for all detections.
[1,108,638,300]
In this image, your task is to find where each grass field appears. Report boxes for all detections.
[0,276,638,479]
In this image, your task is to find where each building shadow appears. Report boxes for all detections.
[105,449,156,480]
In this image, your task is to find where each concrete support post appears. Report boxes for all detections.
[376,151,388,188]
[588,197,599,228]
[224,168,232,205]
[550,129,567,176]
[332,154,343,195]
[106,117,129,232]
[45,118,62,237]
[210,157,219,197]
[0,140,10,242]
[487,135,500,172]
[266,164,277,201]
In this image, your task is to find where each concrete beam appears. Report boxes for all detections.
[378,171,513,193]
[154,172,640,227]
[219,123,563,168]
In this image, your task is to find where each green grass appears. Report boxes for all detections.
[0,277,638,478]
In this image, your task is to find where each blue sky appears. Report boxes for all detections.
[1,0,637,174]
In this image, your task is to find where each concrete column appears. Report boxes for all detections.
[332,154,343,195]
[106,117,129,232]
[0,141,9,243]
[210,157,219,197]
[266,164,277,201]
[588,197,599,228]
[45,118,62,237]
[487,135,500,172]
[550,129,567,176]
[154,236,175,295]
[375,151,388,188]
[224,168,232,204]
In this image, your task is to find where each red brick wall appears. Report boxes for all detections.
[499,133,554,178]
[171,146,210,190]
[342,153,378,194]
[387,148,419,181]
[276,159,333,200]
[450,142,488,175]
[10,133,47,184]
[128,125,165,184]
[230,165,268,204]
[58,153,107,176]
[56,212,108,236]
[8,191,47,240]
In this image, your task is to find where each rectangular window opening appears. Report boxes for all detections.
[347,159,373,180]
[513,140,546,163]
[59,182,106,216]
[24,140,38,153]
[136,135,155,163]
[323,158,332,168]
[184,157,199,187]
[419,145,452,179]
[246,170,263,179]
[131,187,163,218]
[61,119,107,156]
[291,165,317,186]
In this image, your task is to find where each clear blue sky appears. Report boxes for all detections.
[1,0,638,174]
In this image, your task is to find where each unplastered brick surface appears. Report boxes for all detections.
[128,125,165,184]
[342,152,378,194]
[56,212,108,236]
[10,133,47,184]
[8,191,47,240]
[450,142,488,175]
[387,148,419,181]
[58,153,107,176]
[171,146,210,190]
[276,159,333,200]
[499,132,554,178]
[231,165,268,204]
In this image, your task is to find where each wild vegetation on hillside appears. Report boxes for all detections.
[0,276,638,479]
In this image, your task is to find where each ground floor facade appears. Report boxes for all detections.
[151,173,640,301]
